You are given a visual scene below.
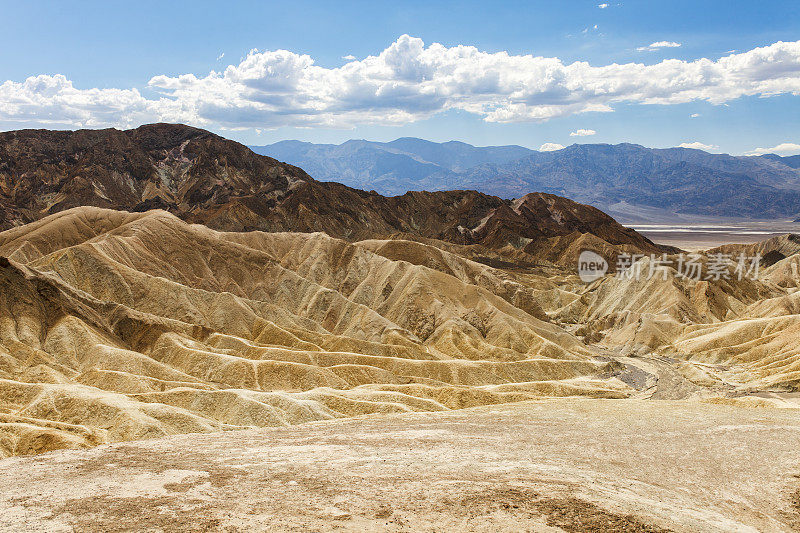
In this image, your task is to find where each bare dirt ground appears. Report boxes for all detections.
[1,399,799,532]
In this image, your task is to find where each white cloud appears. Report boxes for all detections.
[690,113,700,117]
[2,36,800,130]
[653,40,681,48]
[637,41,682,52]
[678,141,718,151]
[598,3,609,8]
[745,142,800,156]
[0,74,165,128]
[570,128,596,136]
[342,54,356,61]
[539,142,565,151]
[217,52,225,61]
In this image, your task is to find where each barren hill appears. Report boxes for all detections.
[0,124,663,260]
[1,206,799,459]
[0,207,633,457]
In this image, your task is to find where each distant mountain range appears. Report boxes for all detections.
[251,138,532,194]
[0,124,664,262]
[251,139,800,219]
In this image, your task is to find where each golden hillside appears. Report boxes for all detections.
[0,207,629,457]
[1,206,799,458]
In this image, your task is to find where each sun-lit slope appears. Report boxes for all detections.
[34,208,585,360]
[762,252,800,288]
[0,208,148,262]
[351,237,550,320]
[0,207,626,457]
[672,313,800,390]
[537,251,800,391]
[708,233,800,263]
[524,231,665,266]
[666,257,800,391]
[547,255,779,349]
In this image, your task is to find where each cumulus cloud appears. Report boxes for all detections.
[745,142,800,155]
[2,36,800,130]
[539,142,565,151]
[637,41,682,52]
[342,54,356,60]
[678,141,718,151]
[0,74,166,128]
[570,128,596,136]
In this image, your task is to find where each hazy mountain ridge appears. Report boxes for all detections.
[252,139,800,218]
[0,124,665,261]
[760,153,800,169]
[253,138,533,194]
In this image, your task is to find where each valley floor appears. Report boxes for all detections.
[629,222,800,252]
[1,398,799,532]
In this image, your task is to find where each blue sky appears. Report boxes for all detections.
[1,0,799,155]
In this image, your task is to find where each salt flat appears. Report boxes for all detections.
[630,221,800,251]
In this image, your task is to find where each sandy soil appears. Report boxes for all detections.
[1,399,799,532]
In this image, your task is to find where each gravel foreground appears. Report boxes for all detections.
[1,399,799,532]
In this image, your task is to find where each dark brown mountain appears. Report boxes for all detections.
[0,123,665,259]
